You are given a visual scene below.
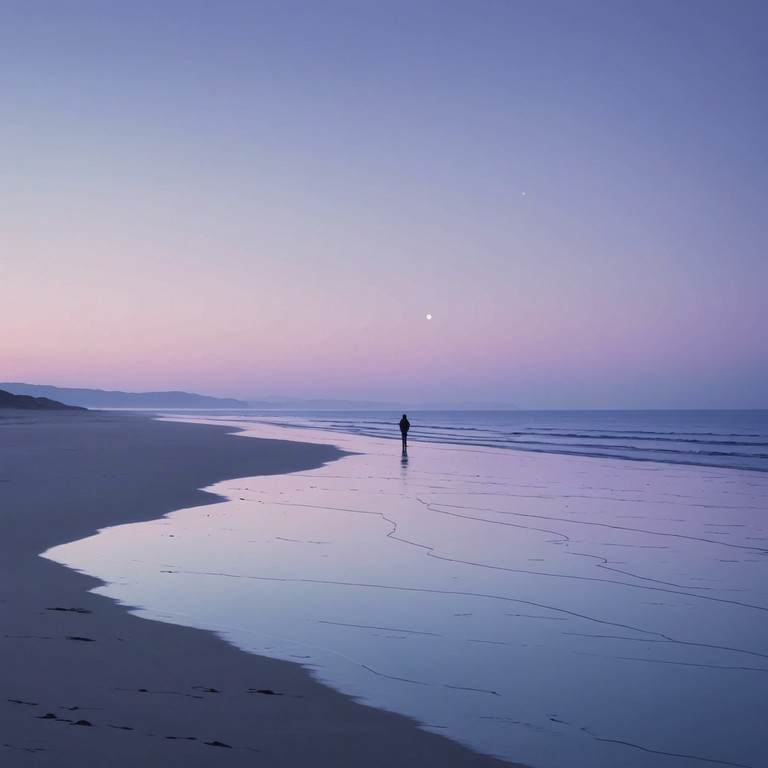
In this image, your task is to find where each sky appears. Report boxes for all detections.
[2,0,766,408]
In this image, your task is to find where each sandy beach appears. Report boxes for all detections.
[40,411,768,768]
[0,410,514,767]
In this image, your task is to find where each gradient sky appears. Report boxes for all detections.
[2,1,766,408]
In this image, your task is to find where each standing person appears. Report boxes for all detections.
[399,413,410,454]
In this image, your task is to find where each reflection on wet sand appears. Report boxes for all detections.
[45,422,768,768]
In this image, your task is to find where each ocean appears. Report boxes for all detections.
[44,409,768,767]
[199,409,768,473]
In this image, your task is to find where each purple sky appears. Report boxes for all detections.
[2,1,766,408]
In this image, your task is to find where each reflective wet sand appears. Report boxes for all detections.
[45,420,768,767]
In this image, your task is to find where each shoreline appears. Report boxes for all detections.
[47,411,768,768]
[0,409,516,767]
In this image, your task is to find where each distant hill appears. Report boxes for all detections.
[0,383,249,409]
[0,388,86,411]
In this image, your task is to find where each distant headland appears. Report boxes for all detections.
[0,388,86,411]
[0,383,249,410]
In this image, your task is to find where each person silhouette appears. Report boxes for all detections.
[399,413,410,454]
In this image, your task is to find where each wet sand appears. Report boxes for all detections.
[43,413,768,768]
[0,410,515,767]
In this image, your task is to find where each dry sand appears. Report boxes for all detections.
[0,410,515,767]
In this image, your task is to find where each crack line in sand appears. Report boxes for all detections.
[407,501,768,612]
[172,567,768,662]
[317,620,440,636]
[267,498,764,614]
[580,726,755,768]
[430,501,768,553]
[576,652,768,673]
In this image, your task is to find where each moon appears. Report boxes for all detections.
[426,314,433,320]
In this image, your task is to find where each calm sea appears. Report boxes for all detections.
[193,409,768,473]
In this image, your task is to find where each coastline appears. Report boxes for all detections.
[46,412,768,768]
[0,410,516,767]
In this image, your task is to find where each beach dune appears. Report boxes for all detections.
[0,410,513,767]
